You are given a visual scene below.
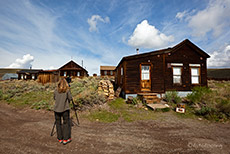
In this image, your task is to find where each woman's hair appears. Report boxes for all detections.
[57,78,69,93]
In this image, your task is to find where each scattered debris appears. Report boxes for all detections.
[115,87,121,97]
[147,103,169,110]
[126,96,133,104]
[176,103,186,113]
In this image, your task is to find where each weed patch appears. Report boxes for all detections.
[87,110,120,123]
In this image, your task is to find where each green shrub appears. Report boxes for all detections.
[131,97,142,105]
[165,91,182,104]
[0,90,3,100]
[161,107,171,112]
[187,86,212,104]
[195,106,214,116]
[216,99,230,117]
[31,100,52,110]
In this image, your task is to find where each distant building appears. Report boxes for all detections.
[1,73,18,80]
[100,66,116,77]
[17,69,42,80]
[59,60,88,78]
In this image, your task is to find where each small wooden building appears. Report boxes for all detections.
[17,69,42,80]
[59,60,88,78]
[37,70,59,84]
[100,66,116,77]
[115,39,210,98]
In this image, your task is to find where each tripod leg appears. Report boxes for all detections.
[50,121,56,136]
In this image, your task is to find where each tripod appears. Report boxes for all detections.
[50,100,80,137]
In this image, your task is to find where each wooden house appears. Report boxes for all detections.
[59,60,88,78]
[115,39,210,98]
[17,69,42,80]
[100,66,116,77]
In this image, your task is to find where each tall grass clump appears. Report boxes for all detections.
[164,91,182,104]
[186,83,230,121]
[0,80,56,110]
[187,86,212,104]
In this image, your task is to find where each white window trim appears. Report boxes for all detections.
[121,67,123,76]
[171,63,183,66]
[189,64,200,67]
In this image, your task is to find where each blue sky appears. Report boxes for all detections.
[0,0,230,75]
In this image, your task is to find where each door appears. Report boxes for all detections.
[140,64,151,92]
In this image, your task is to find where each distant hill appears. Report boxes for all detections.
[207,68,230,80]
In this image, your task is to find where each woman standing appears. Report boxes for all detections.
[54,78,72,145]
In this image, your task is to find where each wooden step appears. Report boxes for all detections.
[138,93,161,104]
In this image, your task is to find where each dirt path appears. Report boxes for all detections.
[0,102,230,154]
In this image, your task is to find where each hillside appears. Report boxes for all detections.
[207,68,230,80]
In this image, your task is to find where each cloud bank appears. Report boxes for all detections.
[128,20,174,49]
[178,0,230,37]
[208,45,230,67]
[8,54,34,68]
[87,15,110,32]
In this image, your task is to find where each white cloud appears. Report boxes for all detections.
[176,11,188,20]
[208,45,230,67]
[87,15,110,32]
[188,0,230,37]
[128,20,174,49]
[8,54,34,68]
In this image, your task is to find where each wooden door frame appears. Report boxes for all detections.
[139,62,153,92]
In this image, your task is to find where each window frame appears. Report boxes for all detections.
[141,65,150,80]
[190,66,200,85]
[172,66,182,85]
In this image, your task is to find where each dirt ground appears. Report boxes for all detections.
[0,102,230,154]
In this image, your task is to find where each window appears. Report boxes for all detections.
[24,75,27,79]
[21,74,24,79]
[32,74,35,80]
[191,68,200,84]
[104,70,107,75]
[173,67,182,84]
[64,72,67,77]
[141,65,150,80]
[77,72,80,77]
[110,70,113,75]
[121,67,123,76]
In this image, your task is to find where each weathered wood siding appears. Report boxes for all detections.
[115,62,126,92]
[164,44,208,91]
[115,39,209,96]
[59,61,88,77]
[125,55,165,94]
